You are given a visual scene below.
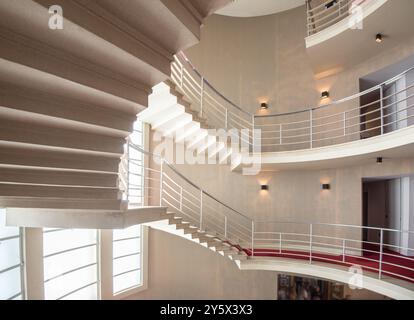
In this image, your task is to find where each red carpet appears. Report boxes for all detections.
[240,244,414,283]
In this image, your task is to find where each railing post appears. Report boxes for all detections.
[342,239,346,263]
[279,124,282,147]
[224,216,228,239]
[159,160,164,206]
[200,77,204,118]
[199,189,203,231]
[251,115,255,152]
[126,138,130,203]
[179,186,183,211]
[309,109,313,149]
[180,64,184,89]
[379,229,384,279]
[279,232,282,254]
[309,224,313,264]
[251,221,255,257]
[343,111,347,136]
[380,84,384,135]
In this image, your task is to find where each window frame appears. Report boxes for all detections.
[42,228,100,300]
[111,225,148,299]
[0,210,25,300]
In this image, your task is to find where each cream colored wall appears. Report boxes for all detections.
[186,7,414,116]
[170,158,414,226]
[126,228,276,300]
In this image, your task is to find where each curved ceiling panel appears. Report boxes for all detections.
[216,0,305,17]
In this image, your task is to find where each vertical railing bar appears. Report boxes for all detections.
[159,160,164,206]
[379,229,384,279]
[180,64,184,89]
[342,239,346,263]
[251,221,255,257]
[279,232,282,254]
[309,109,313,149]
[380,84,384,135]
[179,186,183,212]
[343,111,346,136]
[309,224,313,264]
[126,138,130,203]
[251,115,255,153]
[199,189,203,231]
[200,77,204,118]
[224,216,228,239]
[280,124,282,147]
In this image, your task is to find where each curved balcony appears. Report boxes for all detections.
[305,0,387,47]
[171,52,414,164]
[120,142,414,299]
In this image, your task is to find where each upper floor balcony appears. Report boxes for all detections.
[170,52,414,168]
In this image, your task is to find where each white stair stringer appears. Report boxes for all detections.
[139,82,241,168]
[147,211,249,264]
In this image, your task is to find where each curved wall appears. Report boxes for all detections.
[185,5,414,116]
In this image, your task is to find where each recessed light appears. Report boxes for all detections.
[260,102,268,110]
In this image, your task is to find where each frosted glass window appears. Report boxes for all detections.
[43,228,99,300]
[113,225,142,294]
[0,209,24,300]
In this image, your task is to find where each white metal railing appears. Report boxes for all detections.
[119,139,414,285]
[121,139,254,248]
[306,0,358,36]
[171,52,414,153]
[253,221,414,282]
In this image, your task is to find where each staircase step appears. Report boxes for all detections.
[0,144,120,173]
[0,197,127,210]
[0,167,118,188]
[0,116,125,155]
[0,183,121,199]
[0,84,136,134]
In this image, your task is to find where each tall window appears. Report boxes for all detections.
[127,120,144,207]
[0,209,24,300]
[43,228,99,300]
[112,225,142,294]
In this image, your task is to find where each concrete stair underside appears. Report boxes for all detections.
[0,0,231,210]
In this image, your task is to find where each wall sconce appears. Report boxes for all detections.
[260,102,268,110]
[321,91,330,100]
[376,33,383,43]
[376,157,383,164]
[261,185,269,191]
[322,183,330,190]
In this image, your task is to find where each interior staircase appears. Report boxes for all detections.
[148,210,249,262]
[139,81,237,166]
[0,0,231,211]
